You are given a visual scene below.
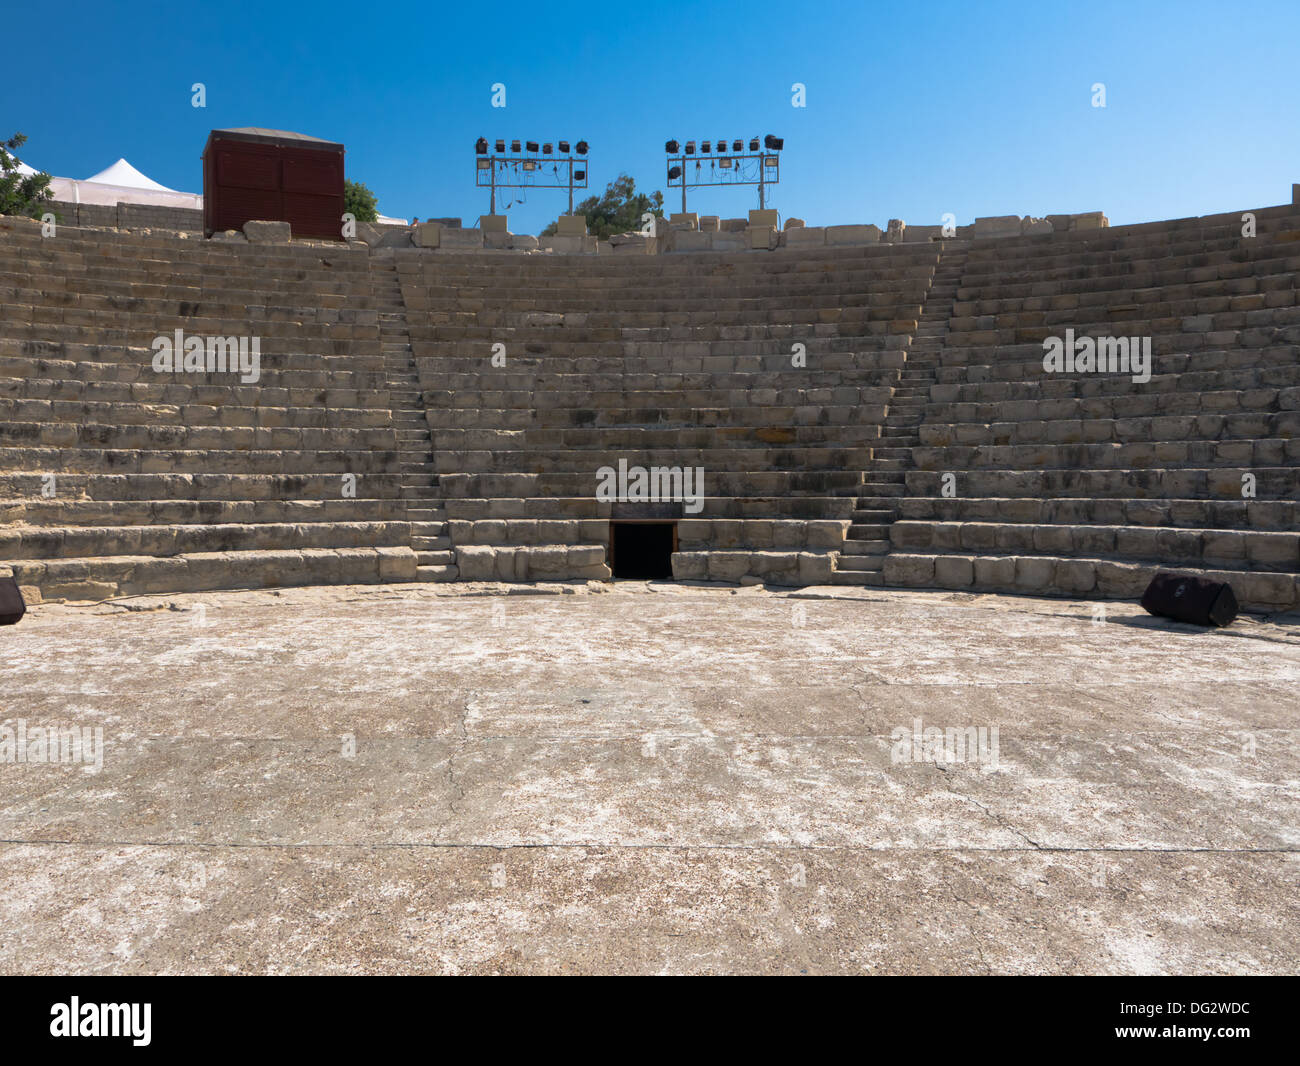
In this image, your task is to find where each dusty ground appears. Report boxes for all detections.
[1,580,1296,975]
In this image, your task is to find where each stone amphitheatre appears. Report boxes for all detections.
[1,184,1297,975]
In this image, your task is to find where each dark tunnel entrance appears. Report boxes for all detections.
[609,522,677,579]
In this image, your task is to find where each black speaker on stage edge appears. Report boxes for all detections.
[0,576,26,625]
[1140,571,1239,627]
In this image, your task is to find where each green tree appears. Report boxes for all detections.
[541,174,664,239]
[344,179,379,223]
[0,133,55,219]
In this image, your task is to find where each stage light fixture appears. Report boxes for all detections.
[685,141,695,154]
[511,139,521,152]
[732,139,743,152]
[574,169,585,180]
[543,143,553,154]
[701,141,711,152]
[764,155,779,167]
[665,139,679,153]
[667,165,682,180]
[575,140,589,154]
[764,134,784,150]
[559,140,570,153]
[719,157,733,169]
[475,137,488,154]
[522,160,538,171]
[526,141,539,153]
[476,158,492,170]
[748,137,759,151]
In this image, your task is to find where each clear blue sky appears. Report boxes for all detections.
[6,0,1298,234]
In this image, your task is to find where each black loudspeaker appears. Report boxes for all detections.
[0,576,26,625]
[1140,571,1239,627]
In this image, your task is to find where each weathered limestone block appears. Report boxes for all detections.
[824,224,882,245]
[748,209,779,228]
[710,233,747,252]
[478,214,508,233]
[555,215,588,237]
[609,232,653,254]
[376,547,418,582]
[883,554,935,586]
[708,552,753,582]
[1095,561,1148,598]
[669,213,699,231]
[209,229,247,242]
[511,234,539,251]
[567,545,605,569]
[455,545,496,581]
[804,520,849,549]
[1021,217,1053,236]
[484,230,514,249]
[671,230,711,252]
[935,555,975,588]
[749,225,776,250]
[1053,558,1097,593]
[528,545,570,575]
[902,224,942,242]
[973,216,1021,239]
[797,551,835,584]
[1070,211,1108,230]
[720,217,747,232]
[886,218,905,241]
[783,217,805,230]
[439,227,484,249]
[973,556,1016,588]
[411,222,441,248]
[699,215,720,232]
[671,552,709,581]
[243,220,291,243]
[1014,556,1055,590]
[540,235,597,253]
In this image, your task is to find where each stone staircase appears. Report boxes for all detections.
[833,246,968,585]
[375,260,455,581]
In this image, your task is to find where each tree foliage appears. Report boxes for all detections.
[0,133,54,219]
[344,179,379,223]
[541,174,664,239]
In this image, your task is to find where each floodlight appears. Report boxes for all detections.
[764,156,779,167]
[701,141,711,153]
[719,157,733,169]
[522,160,538,171]
[575,140,589,154]
[684,141,695,154]
[558,140,570,153]
[732,139,743,152]
[475,137,488,154]
[748,137,759,151]
[476,159,492,170]
[511,139,521,152]
[526,140,539,152]
[543,143,553,154]
[764,134,784,150]
[574,169,585,180]
[494,139,505,153]
[667,165,682,180]
[665,139,679,153]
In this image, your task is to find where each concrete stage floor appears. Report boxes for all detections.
[1,581,1296,975]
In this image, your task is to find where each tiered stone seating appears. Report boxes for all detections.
[396,244,937,582]
[0,219,420,599]
[882,206,1300,611]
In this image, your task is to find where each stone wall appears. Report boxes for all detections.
[48,200,204,232]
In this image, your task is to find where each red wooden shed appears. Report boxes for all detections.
[202,127,345,240]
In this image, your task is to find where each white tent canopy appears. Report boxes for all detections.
[44,157,202,210]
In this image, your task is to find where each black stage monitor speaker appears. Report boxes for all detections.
[0,576,26,625]
[1140,571,1239,628]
